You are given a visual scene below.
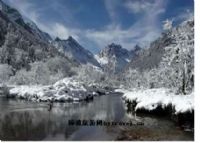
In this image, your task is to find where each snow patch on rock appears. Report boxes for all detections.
[94,55,108,65]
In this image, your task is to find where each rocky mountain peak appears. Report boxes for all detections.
[67,36,75,41]
[55,37,61,41]
[99,43,129,58]
[53,36,100,67]
[107,43,122,50]
[132,45,141,52]
[96,43,134,73]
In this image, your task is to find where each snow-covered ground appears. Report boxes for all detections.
[115,88,194,114]
[0,77,104,102]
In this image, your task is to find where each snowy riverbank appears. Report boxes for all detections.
[0,77,108,102]
[115,88,194,114]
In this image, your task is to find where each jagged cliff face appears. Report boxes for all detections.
[52,36,100,67]
[95,43,140,74]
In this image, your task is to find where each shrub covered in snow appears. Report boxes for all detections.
[3,77,104,102]
[8,57,76,85]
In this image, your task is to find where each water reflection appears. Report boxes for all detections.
[0,94,125,141]
[0,112,46,140]
[0,93,194,141]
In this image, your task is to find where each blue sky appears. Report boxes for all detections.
[4,0,194,53]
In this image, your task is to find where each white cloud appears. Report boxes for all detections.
[163,19,173,30]
[39,23,79,40]
[104,0,121,21]
[125,0,154,14]
[124,0,166,15]
[85,22,161,50]
[85,0,167,50]
[85,24,130,48]
[51,23,71,39]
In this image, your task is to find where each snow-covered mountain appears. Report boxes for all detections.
[0,0,52,43]
[0,0,78,85]
[95,43,138,73]
[53,36,101,67]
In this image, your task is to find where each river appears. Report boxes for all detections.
[0,93,194,141]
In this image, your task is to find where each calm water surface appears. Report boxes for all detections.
[0,93,194,141]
